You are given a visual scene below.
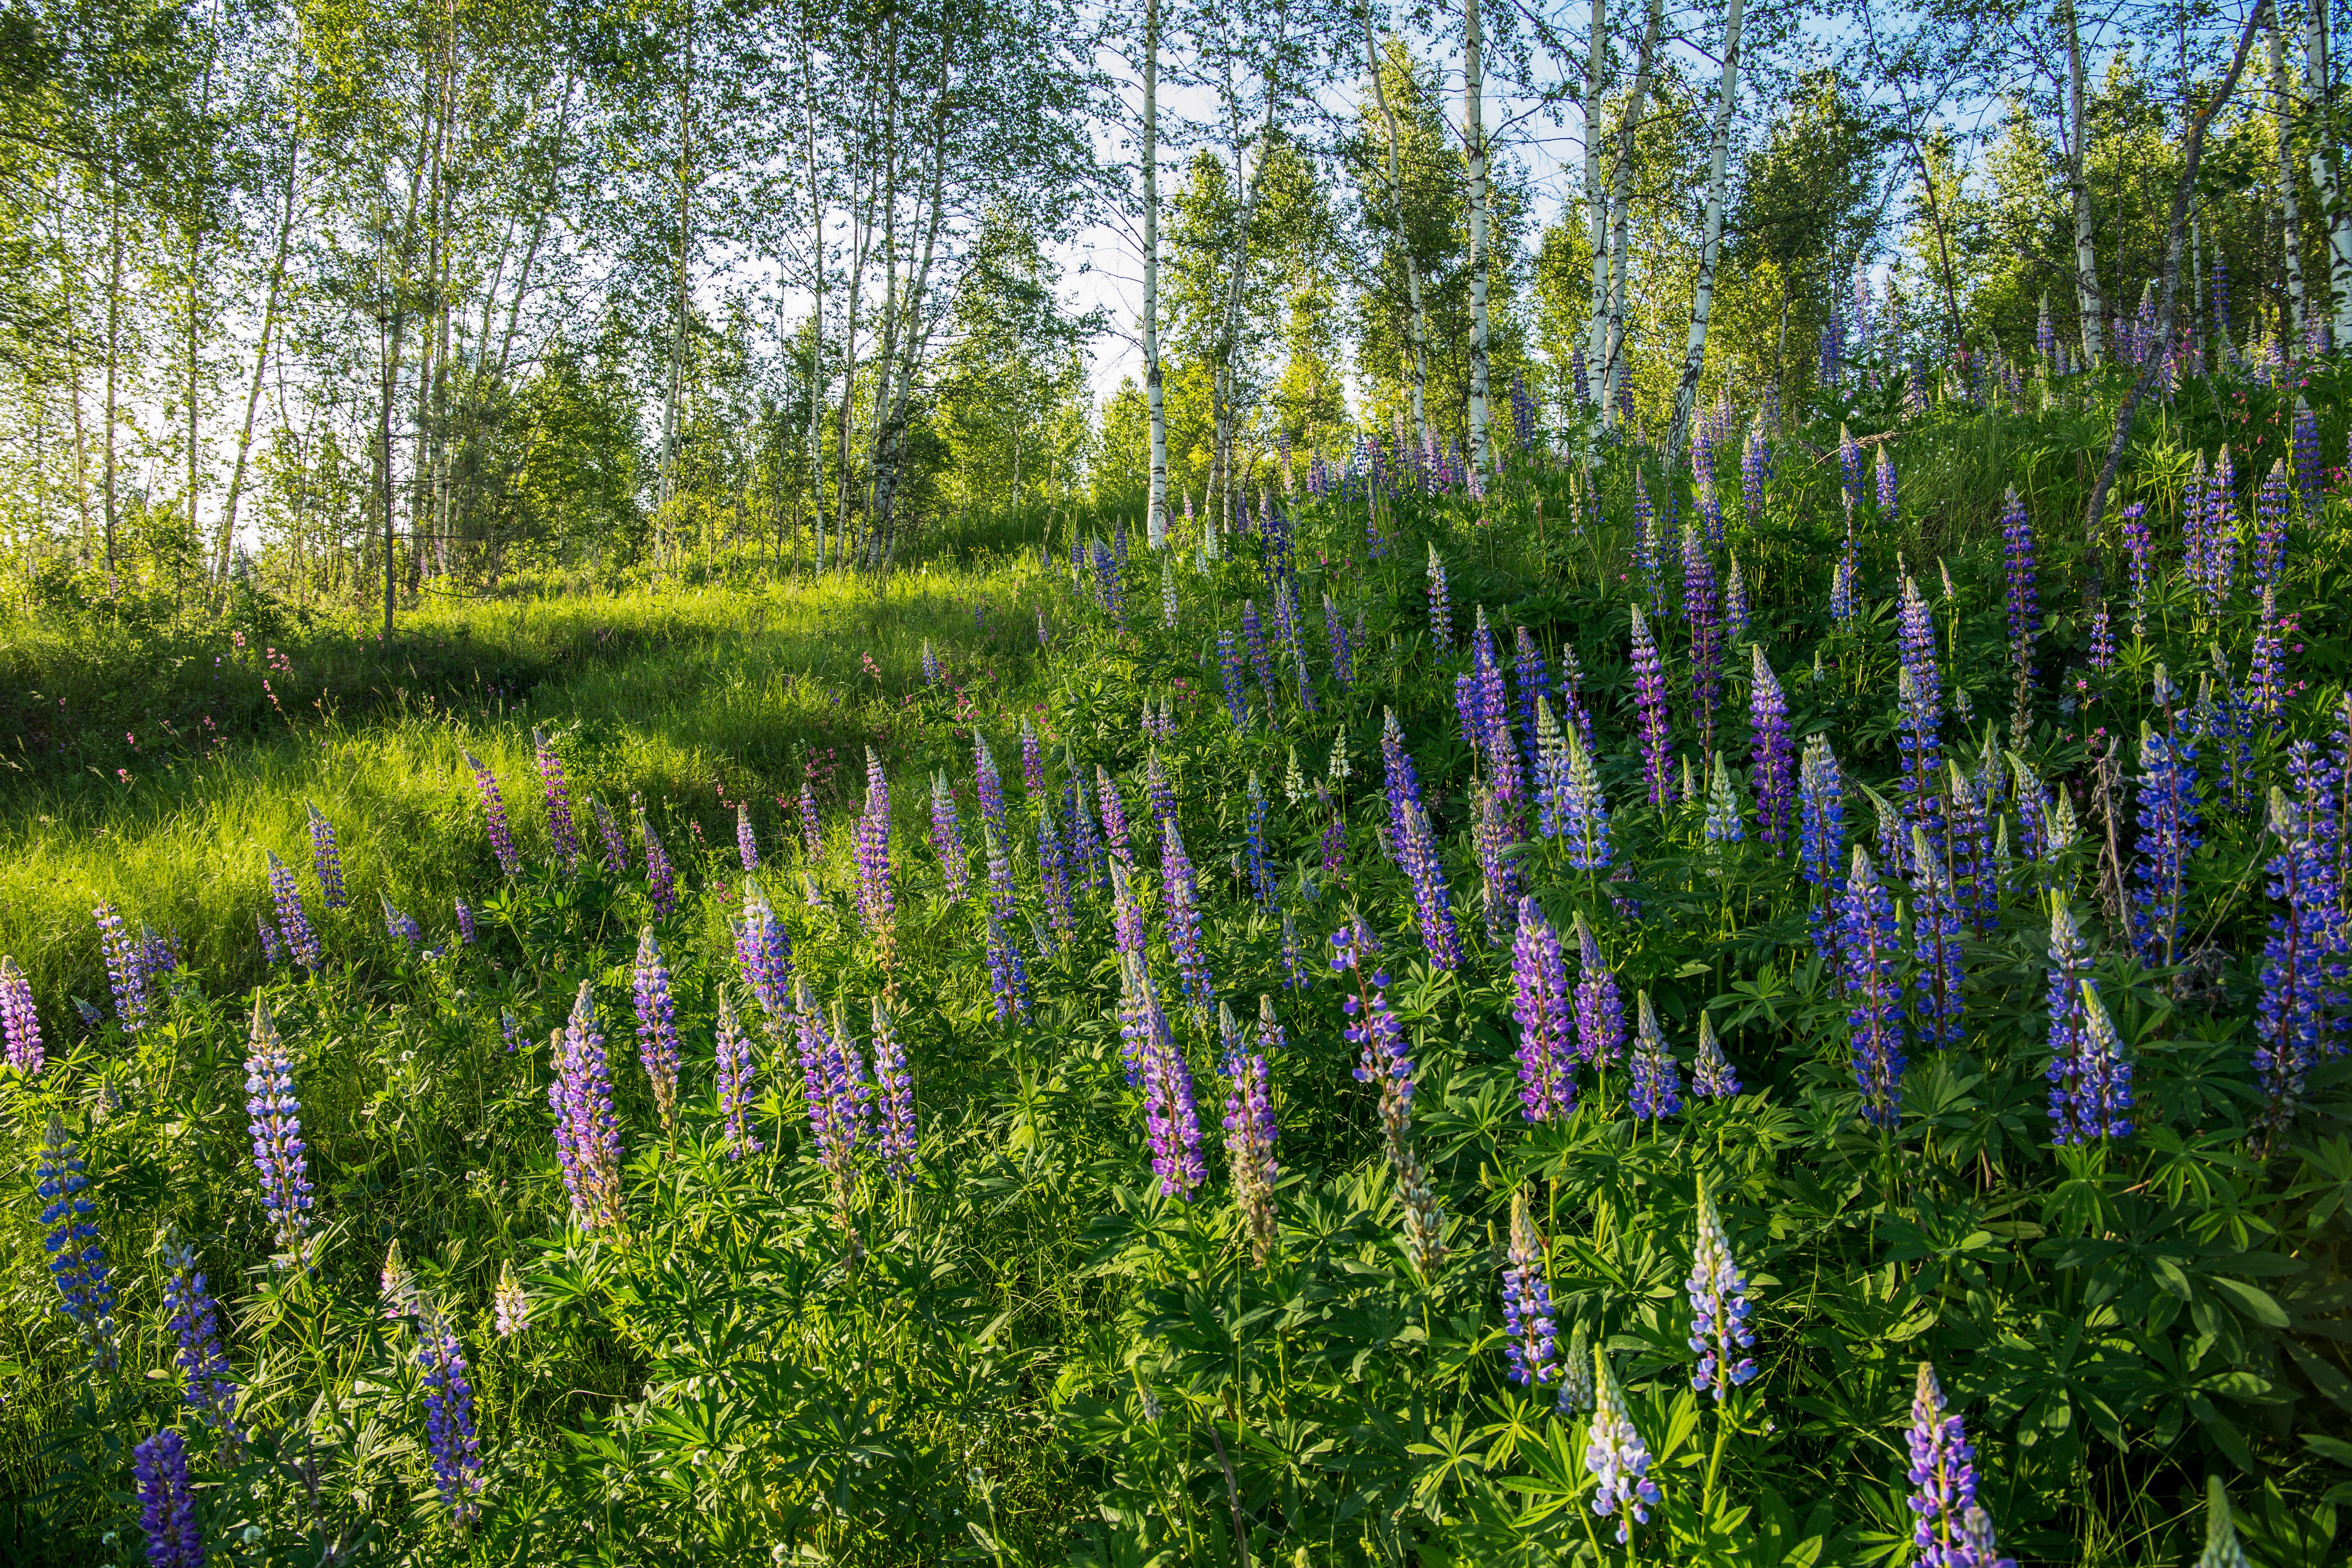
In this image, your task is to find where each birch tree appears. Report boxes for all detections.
[1667,0,1743,462]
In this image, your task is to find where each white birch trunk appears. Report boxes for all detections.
[1368,15,1432,446]
[1583,0,1608,415]
[1464,0,1491,471]
[218,102,301,584]
[1667,0,1741,463]
[2272,17,2307,342]
[1144,0,1169,546]
[1600,0,1660,431]
[2314,2,2352,346]
[2065,0,2104,365]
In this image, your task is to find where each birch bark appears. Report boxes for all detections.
[2065,0,2104,365]
[1144,0,1170,546]
[1667,0,1742,463]
[1464,0,1491,471]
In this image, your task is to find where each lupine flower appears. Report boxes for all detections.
[1741,420,1767,518]
[1686,1177,1757,1397]
[1724,554,1750,642]
[1,955,42,1074]
[2203,445,2239,618]
[2117,502,2153,636]
[980,824,1033,1024]
[1533,698,1570,839]
[1629,606,1674,807]
[915,770,965,900]
[1585,1347,1660,1543]
[257,914,284,965]
[588,796,628,874]
[870,997,916,1180]
[1750,647,1794,846]
[2254,780,2346,1132]
[798,778,823,857]
[1242,599,1276,715]
[1908,1362,1984,1568]
[1829,546,1858,626]
[1332,923,1444,1270]
[133,1428,204,1568]
[1512,625,1551,769]
[380,892,422,950]
[1216,632,1249,728]
[2198,1476,2253,1568]
[1426,543,1452,649]
[2001,487,2037,687]
[1161,552,1180,627]
[714,992,761,1155]
[1635,470,1663,607]
[1840,847,1907,1128]
[379,1238,423,1324]
[163,1244,240,1441]
[1704,752,1745,845]
[417,1309,485,1526]
[2131,720,2201,966]
[530,732,579,874]
[449,896,474,946]
[95,901,150,1031]
[245,998,313,1252]
[1684,523,1722,752]
[465,751,521,875]
[1511,898,1576,1122]
[2043,895,2094,1142]
[1393,797,1463,971]
[1471,609,1521,799]
[632,927,683,1133]
[1943,761,1995,934]
[1501,1188,1557,1387]
[733,878,793,1029]
[548,980,623,1229]
[1562,714,1612,870]
[1221,1036,1279,1266]
[1146,747,1178,832]
[1380,707,1425,848]
[1896,577,1943,839]
[1244,774,1275,906]
[1160,820,1216,1007]
[1910,828,1965,1050]
[1630,991,1685,1121]
[488,1258,530,1338]
[1473,783,1520,945]
[1127,958,1205,1199]
[729,801,758,873]
[1692,1012,1739,1099]
[1876,445,1897,518]
[304,801,349,908]
[1572,913,1624,1069]
[2252,457,2289,595]
[36,1114,115,1362]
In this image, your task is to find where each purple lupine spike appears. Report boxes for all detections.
[1840,847,1907,1127]
[1380,707,1425,846]
[163,1244,240,1442]
[1472,609,1521,800]
[1242,600,1277,717]
[305,801,348,909]
[733,878,793,1030]
[1741,421,1767,519]
[1326,593,1356,689]
[2254,778,2345,1133]
[1630,992,1685,1122]
[1256,992,1288,1054]
[1223,1042,1280,1266]
[1018,721,1044,796]
[1426,543,1453,650]
[714,992,761,1155]
[798,991,871,1237]
[1724,553,1750,642]
[1572,913,1624,1068]
[1556,647,1598,756]
[2248,588,2285,723]
[1907,1363,1983,1567]
[2253,458,2289,592]
[1217,631,1250,728]
[632,927,682,1133]
[1943,761,1994,936]
[454,897,475,946]
[973,733,1008,842]
[1692,1013,1739,1099]
[1829,536,1858,626]
[980,824,1033,1025]
[796,778,823,859]
[95,901,149,1032]
[530,732,579,874]
[1098,765,1135,869]
[1683,523,1722,754]
[1473,782,1520,946]
[1392,795,1463,971]
[245,998,313,1253]
[1146,747,1178,833]
[379,892,422,951]
[1564,709,1613,870]
[1038,794,1074,949]
[1629,607,1674,807]
[1585,1348,1661,1544]
[2001,487,2038,689]
[465,751,521,875]
[1160,820,1216,1008]
[1686,1177,1757,1397]
[1510,898,1576,1123]
[1876,445,1897,518]
[1244,774,1274,906]
[1750,646,1794,847]
[1634,470,1662,607]
[1533,698,1570,840]
[1,956,43,1075]
[1909,827,1965,1050]
[2289,398,2321,518]
[1332,922,1445,1270]
[871,997,915,1180]
[2204,445,2239,617]
[1502,1188,1557,1387]
[1513,625,1551,771]
[133,1428,204,1568]
[416,1310,485,1526]
[2119,502,2153,638]
[1896,576,1943,837]
[929,771,969,900]
[736,802,759,872]
[1125,957,1204,1199]
[548,980,624,1230]
[1704,752,1745,845]
[36,1114,115,1363]
[585,795,624,874]
[1067,755,1107,895]
[2131,716,2201,967]
[257,914,284,966]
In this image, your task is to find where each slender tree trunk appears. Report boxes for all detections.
[1368,16,1432,446]
[55,179,92,552]
[803,50,826,574]
[657,9,694,570]
[2271,17,2308,342]
[1667,0,1742,462]
[1464,0,1491,471]
[497,69,576,378]
[1600,0,1661,431]
[867,13,903,524]
[1583,0,1607,417]
[218,113,301,587]
[2311,1,2351,347]
[1144,0,1170,546]
[2083,0,2274,542]
[2065,0,2105,365]
[871,106,947,555]
[836,147,870,569]
[1213,91,1280,527]
[103,179,120,574]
